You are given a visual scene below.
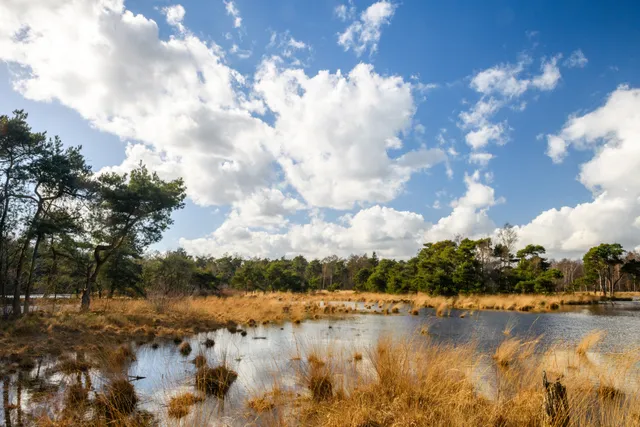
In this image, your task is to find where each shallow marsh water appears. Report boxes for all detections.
[3,300,640,425]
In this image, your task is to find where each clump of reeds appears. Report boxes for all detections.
[248,395,276,412]
[195,364,238,397]
[98,378,138,419]
[308,368,333,401]
[597,383,623,400]
[503,317,517,336]
[57,354,91,374]
[308,353,325,368]
[179,341,192,356]
[108,345,136,371]
[192,354,207,368]
[435,302,449,317]
[493,338,521,367]
[167,392,203,419]
[576,330,605,356]
[247,388,291,413]
[65,382,88,406]
[203,338,215,348]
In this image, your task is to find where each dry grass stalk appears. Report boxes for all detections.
[576,330,606,356]
[192,354,207,368]
[493,338,522,367]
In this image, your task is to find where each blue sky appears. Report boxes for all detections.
[1,0,639,259]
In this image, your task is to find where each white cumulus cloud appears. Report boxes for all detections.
[181,205,428,259]
[337,0,397,56]
[0,0,274,207]
[423,171,503,242]
[254,59,447,209]
[520,86,640,258]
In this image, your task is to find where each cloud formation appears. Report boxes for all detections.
[337,1,397,56]
[224,0,242,28]
[522,86,640,257]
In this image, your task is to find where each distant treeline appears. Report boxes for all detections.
[2,111,640,316]
[13,227,640,301]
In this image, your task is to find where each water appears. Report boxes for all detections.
[3,300,640,426]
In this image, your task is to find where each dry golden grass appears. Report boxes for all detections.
[167,392,203,419]
[493,338,522,367]
[292,335,640,427]
[576,330,606,356]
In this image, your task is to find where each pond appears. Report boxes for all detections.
[3,300,640,426]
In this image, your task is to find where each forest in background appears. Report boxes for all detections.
[2,110,640,317]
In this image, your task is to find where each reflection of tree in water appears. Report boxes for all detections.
[3,375,11,427]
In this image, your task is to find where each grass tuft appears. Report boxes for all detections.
[195,365,238,397]
[167,392,203,419]
[178,341,192,356]
[576,330,605,356]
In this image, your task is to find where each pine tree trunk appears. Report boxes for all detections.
[11,238,30,317]
[23,233,42,315]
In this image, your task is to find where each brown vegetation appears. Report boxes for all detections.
[178,341,192,356]
[293,336,640,426]
[576,330,605,356]
[167,392,203,419]
[195,364,238,397]
[98,378,138,419]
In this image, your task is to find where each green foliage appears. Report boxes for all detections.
[583,243,626,296]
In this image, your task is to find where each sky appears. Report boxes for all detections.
[1,0,639,260]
